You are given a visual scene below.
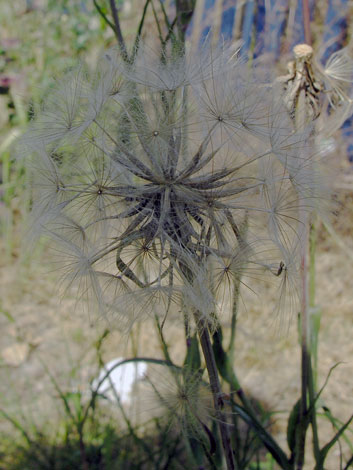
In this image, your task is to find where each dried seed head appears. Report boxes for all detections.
[141,365,214,442]
[19,41,326,329]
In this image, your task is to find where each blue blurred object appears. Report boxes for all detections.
[322,0,348,63]
[263,0,288,58]
[321,0,353,161]
[182,0,353,161]
[253,0,266,57]
[242,0,255,53]
[220,4,236,41]
[200,0,217,42]
[289,0,315,49]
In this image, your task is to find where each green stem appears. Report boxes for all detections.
[343,454,353,470]
[109,0,129,60]
[175,0,196,41]
[151,0,165,46]
[93,0,117,35]
[308,359,320,464]
[132,0,151,55]
[309,220,317,308]
[228,281,240,362]
[78,430,89,470]
[212,328,292,469]
[194,313,235,470]
[154,315,174,365]
[309,219,321,388]
[296,211,310,470]
[296,347,309,470]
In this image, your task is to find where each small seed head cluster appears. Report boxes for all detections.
[142,365,214,443]
[20,42,324,330]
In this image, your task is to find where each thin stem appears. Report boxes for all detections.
[194,312,235,470]
[158,0,172,30]
[109,0,129,60]
[309,219,317,308]
[93,0,117,33]
[212,328,292,470]
[302,0,312,46]
[307,359,320,464]
[78,431,89,470]
[296,346,309,470]
[175,0,196,41]
[343,454,353,470]
[228,282,240,361]
[296,216,310,470]
[154,315,174,365]
[164,17,178,44]
[151,0,165,46]
[308,218,321,388]
[132,0,151,59]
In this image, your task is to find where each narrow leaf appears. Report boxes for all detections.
[287,398,301,454]
[317,414,353,468]
[184,333,201,373]
[233,404,292,470]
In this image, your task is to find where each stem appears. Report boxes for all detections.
[155,315,174,365]
[151,0,165,46]
[78,429,89,470]
[344,454,353,470]
[307,359,320,464]
[309,220,316,308]
[109,0,129,60]
[296,346,309,470]
[309,219,320,388]
[212,328,292,469]
[297,214,310,470]
[302,0,312,46]
[194,312,235,470]
[175,0,196,41]
[132,0,151,56]
[93,0,117,34]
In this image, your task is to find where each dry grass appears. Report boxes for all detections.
[1,164,352,468]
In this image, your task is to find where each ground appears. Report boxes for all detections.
[0,169,352,470]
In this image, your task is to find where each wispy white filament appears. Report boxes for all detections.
[19,42,325,330]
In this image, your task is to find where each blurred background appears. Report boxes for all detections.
[0,1,352,469]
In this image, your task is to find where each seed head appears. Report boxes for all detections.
[19,42,324,329]
[142,365,214,442]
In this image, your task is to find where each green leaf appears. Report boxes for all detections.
[212,327,240,388]
[308,362,344,415]
[316,414,353,469]
[343,454,353,470]
[184,333,201,372]
[213,326,292,468]
[40,360,74,421]
[233,404,293,470]
[0,409,32,445]
[64,391,84,423]
[287,399,301,454]
[320,408,353,453]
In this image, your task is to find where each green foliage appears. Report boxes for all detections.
[0,354,189,470]
[1,3,352,470]
[0,0,113,257]
[287,399,301,456]
[0,418,185,470]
